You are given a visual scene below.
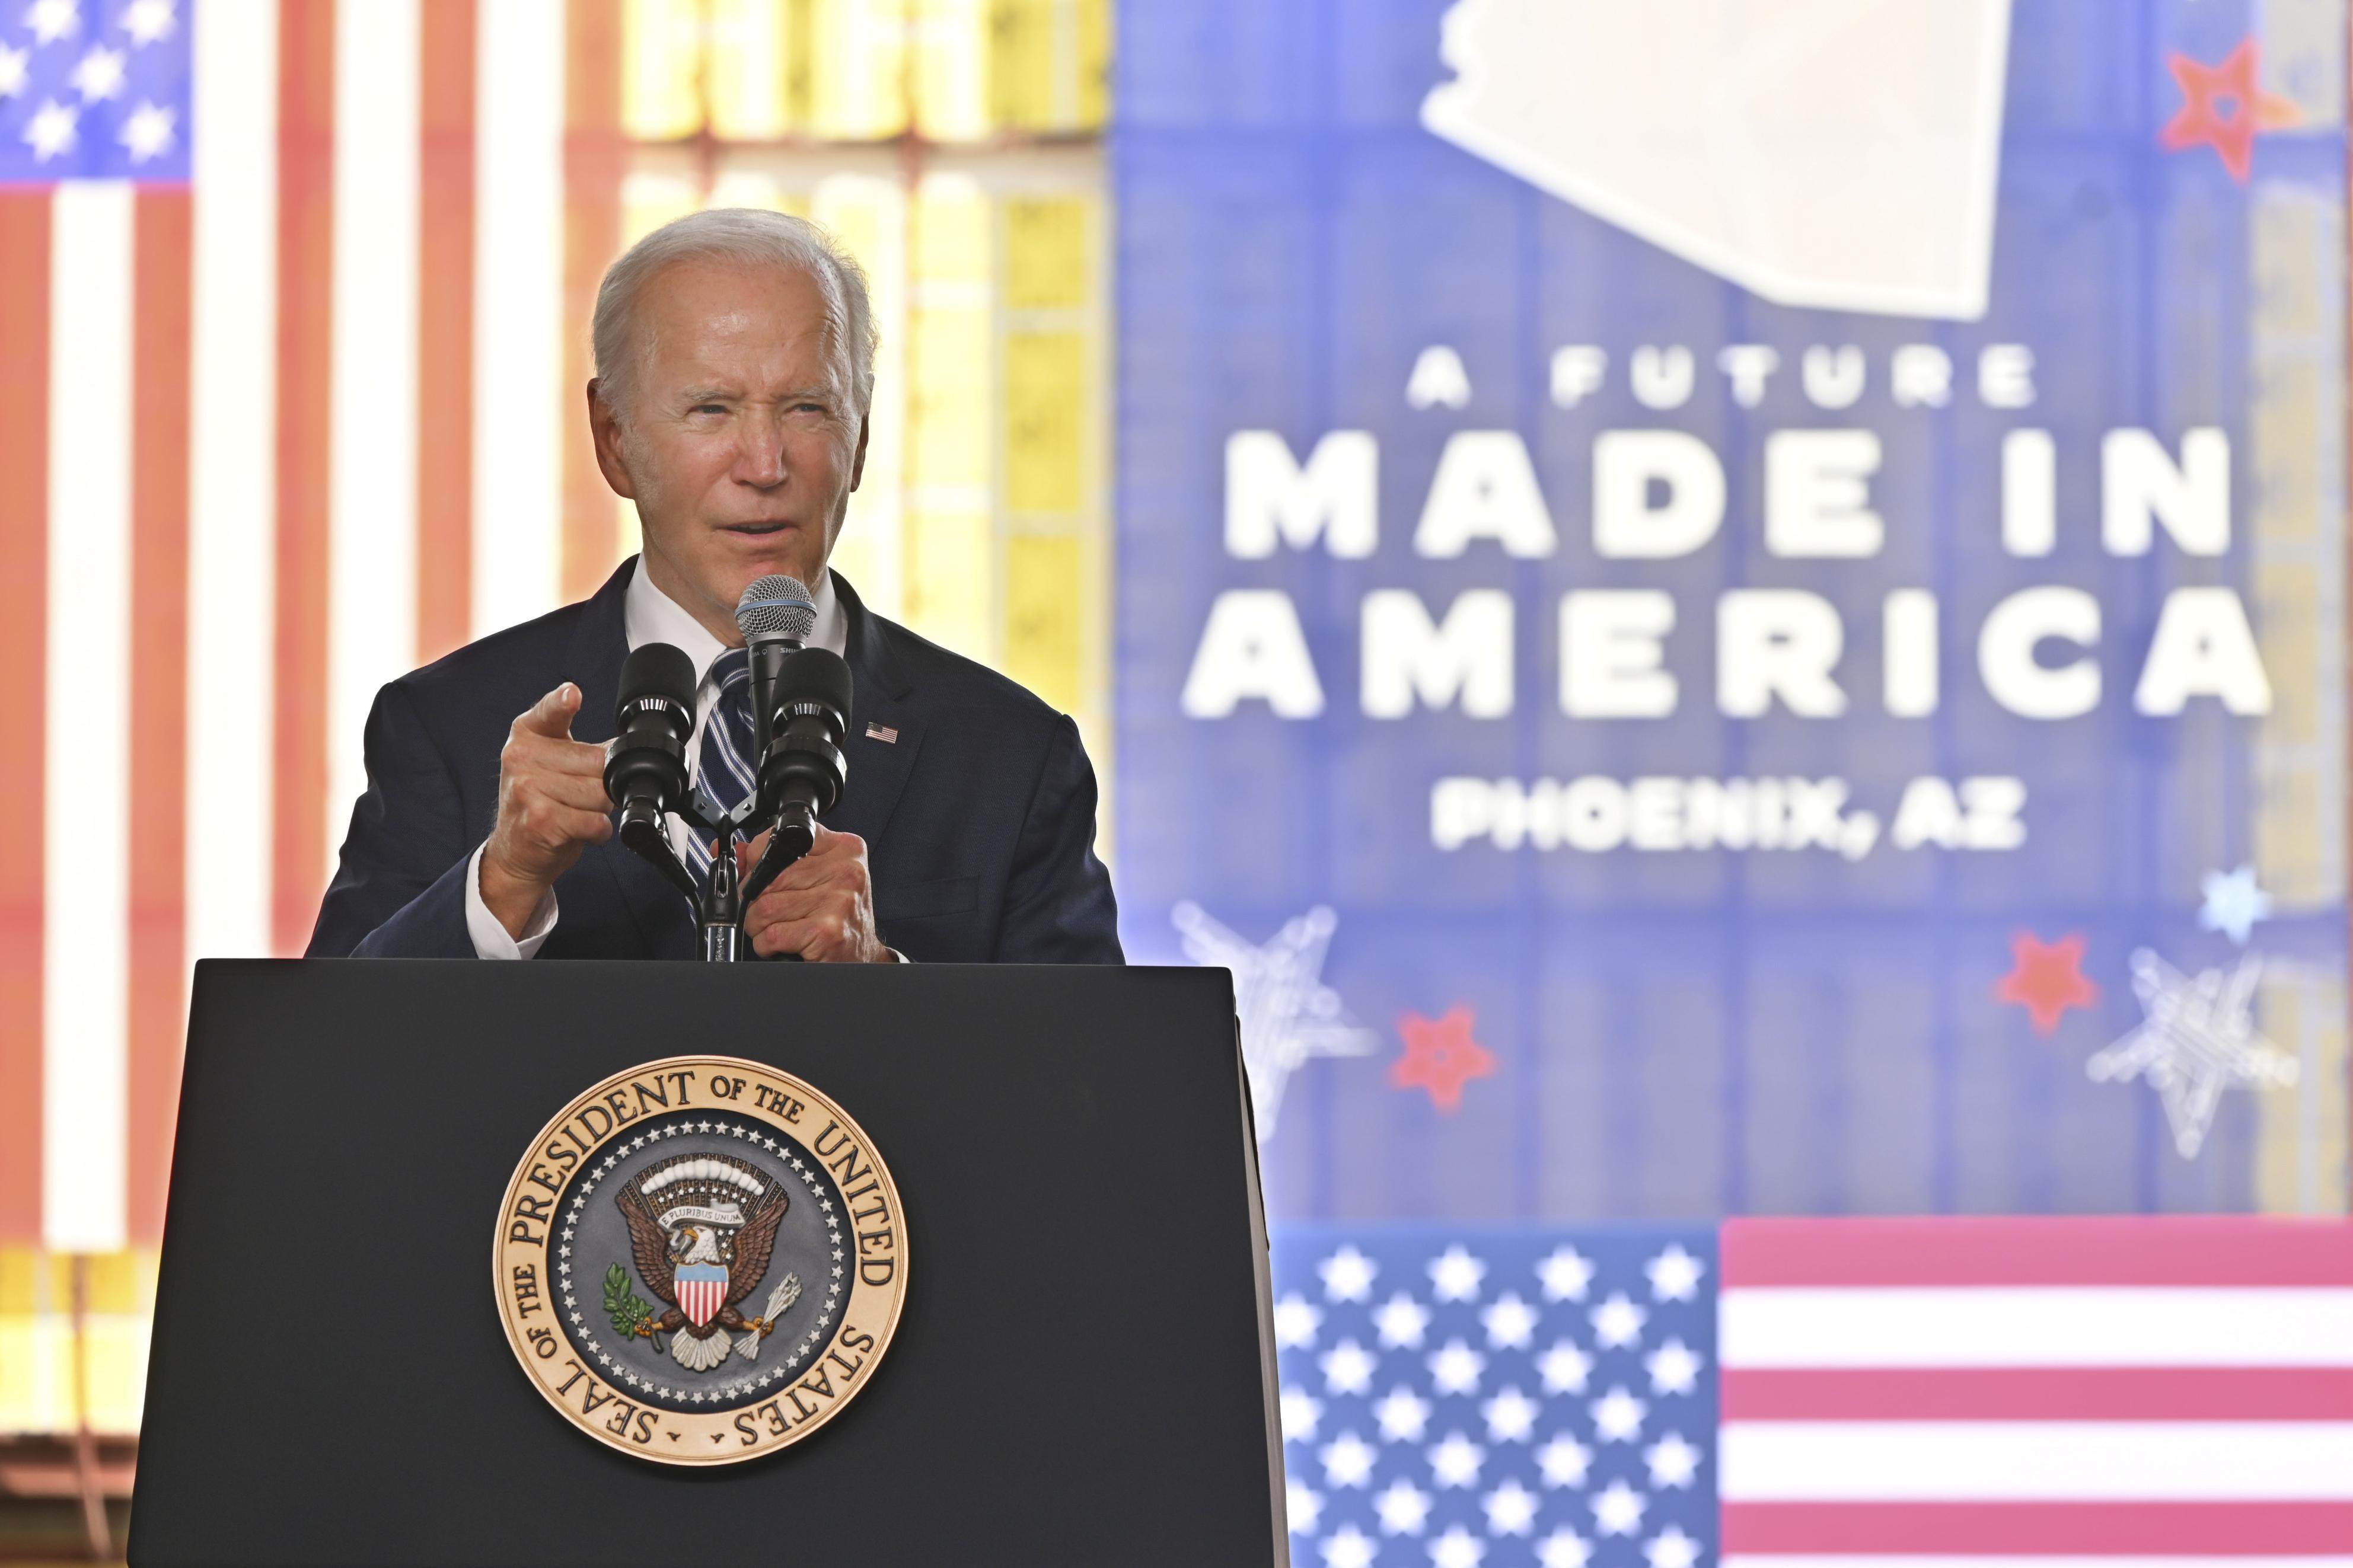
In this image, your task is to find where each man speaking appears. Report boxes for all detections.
[307,209,1121,964]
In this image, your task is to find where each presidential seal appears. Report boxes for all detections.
[493,1056,908,1465]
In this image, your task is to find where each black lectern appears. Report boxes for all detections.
[129,960,1286,1567]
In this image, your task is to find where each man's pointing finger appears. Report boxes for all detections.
[515,682,582,739]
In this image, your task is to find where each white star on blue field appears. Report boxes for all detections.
[2198,864,2273,946]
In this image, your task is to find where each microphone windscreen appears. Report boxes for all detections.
[736,574,817,644]
[777,646,853,718]
[617,641,697,712]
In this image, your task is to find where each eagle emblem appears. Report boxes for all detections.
[610,1154,803,1372]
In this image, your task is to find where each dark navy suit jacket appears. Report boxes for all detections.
[305,560,1123,963]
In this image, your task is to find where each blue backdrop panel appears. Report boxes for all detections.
[1112,0,2349,1221]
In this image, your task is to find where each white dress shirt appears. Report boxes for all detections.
[465,560,847,959]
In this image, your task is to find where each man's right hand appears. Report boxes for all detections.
[480,682,614,938]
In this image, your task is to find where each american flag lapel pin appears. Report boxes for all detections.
[865,722,898,744]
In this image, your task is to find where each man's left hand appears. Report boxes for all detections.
[738,823,894,962]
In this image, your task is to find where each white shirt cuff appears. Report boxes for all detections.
[466,842,559,959]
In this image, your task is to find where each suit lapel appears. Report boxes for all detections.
[564,566,629,748]
[823,571,922,853]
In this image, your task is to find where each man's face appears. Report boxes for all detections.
[590,258,868,644]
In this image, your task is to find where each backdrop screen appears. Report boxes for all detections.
[1111,0,2352,1222]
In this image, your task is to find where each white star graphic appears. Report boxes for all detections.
[1321,1430,1378,1488]
[1645,1525,1702,1568]
[117,97,174,164]
[1320,1525,1377,1568]
[1426,1430,1484,1489]
[1481,1291,1537,1349]
[2199,864,2273,946]
[1644,1244,1704,1302]
[1428,1245,1486,1302]
[1538,1338,1595,1394]
[1319,1244,1378,1302]
[1376,1385,1431,1443]
[1321,1338,1377,1396]
[1427,1337,1485,1395]
[0,44,26,95]
[1482,1477,1539,1536]
[1274,1292,1322,1349]
[2089,949,2299,1158]
[1590,1292,1647,1349]
[1375,1477,1431,1535]
[1280,1385,1323,1443]
[1536,1244,1595,1301]
[24,0,76,46]
[68,43,118,100]
[1644,1430,1702,1489]
[121,0,174,47]
[1175,901,1375,1136]
[1538,1528,1595,1568]
[1591,1385,1647,1442]
[1481,1384,1538,1442]
[21,97,74,159]
[1285,1479,1323,1536]
[1430,1525,1487,1567]
[1375,1291,1431,1348]
[1645,1337,1702,1396]
[1537,1432,1592,1487]
[1590,1478,1646,1536]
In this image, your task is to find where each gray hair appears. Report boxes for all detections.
[591,206,878,419]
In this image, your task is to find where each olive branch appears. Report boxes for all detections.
[604,1262,656,1339]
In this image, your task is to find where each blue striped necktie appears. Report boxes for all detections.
[684,647,757,889]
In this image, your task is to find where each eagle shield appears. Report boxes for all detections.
[677,1262,728,1329]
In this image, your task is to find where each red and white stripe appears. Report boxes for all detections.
[678,1275,726,1329]
[2,0,618,1253]
[1720,1218,2353,1567]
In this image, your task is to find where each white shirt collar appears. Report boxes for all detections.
[623,556,847,687]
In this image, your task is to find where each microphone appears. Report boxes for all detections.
[604,641,697,898]
[741,646,852,903]
[735,574,817,758]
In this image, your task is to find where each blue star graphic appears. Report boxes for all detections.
[2198,864,2273,946]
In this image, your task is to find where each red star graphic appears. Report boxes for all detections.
[1995,931,2101,1036]
[1391,1004,1496,1113]
[2160,39,2302,183]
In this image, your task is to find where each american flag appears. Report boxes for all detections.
[1275,1219,2353,1567]
[0,0,607,1254]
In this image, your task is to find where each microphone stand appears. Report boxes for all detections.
[700,838,744,962]
[624,783,817,963]
[614,790,757,963]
